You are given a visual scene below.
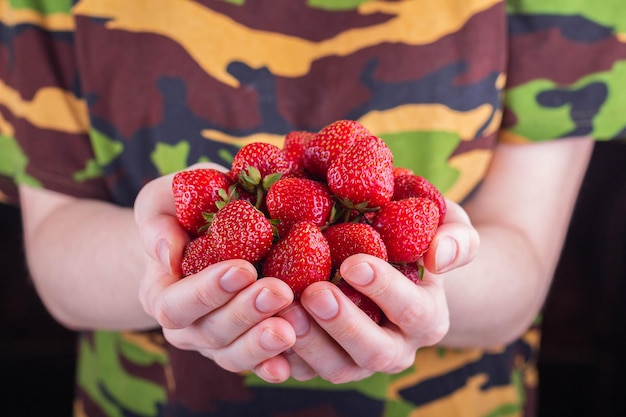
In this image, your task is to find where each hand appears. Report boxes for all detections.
[276,199,479,383]
[134,163,297,383]
[423,198,480,274]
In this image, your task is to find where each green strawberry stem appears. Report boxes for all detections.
[255,187,265,210]
[330,271,343,285]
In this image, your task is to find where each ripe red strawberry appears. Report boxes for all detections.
[266,177,333,238]
[393,174,447,225]
[303,120,370,179]
[172,168,235,236]
[372,197,440,263]
[232,142,291,179]
[327,135,394,209]
[393,262,424,285]
[392,166,414,178]
[335,278,382,324]
[323,223,388,270]
[262,221,331,298]
[209,200,274,263]
[181,234,221,277]
[282,130,315,177]
[230,142,293,208]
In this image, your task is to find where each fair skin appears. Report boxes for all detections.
[19,136,594,384]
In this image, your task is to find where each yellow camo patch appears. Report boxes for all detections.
[389,347,485,399]
[360,103,495,141]
[201,129,285,148]
[498,130,533,144]
[0,2,74,31]
[408,373,520,417]
[201,103,495,149]
[446,148,493,201]
[73,0,501,87]
[0,111,14,137]
[0,80,89,134]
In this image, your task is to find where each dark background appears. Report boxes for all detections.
[1,140,624,416]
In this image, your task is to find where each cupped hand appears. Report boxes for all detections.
[277,256,449,383]
[276,198,479,383]
[134,163,297,383]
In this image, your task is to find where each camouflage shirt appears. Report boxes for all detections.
[1,1,625,416]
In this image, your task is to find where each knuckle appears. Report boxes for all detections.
[291,368,317,382]
[195,316,232,349]
[366,270,396,300]
[212,351,244,374]
[359,343,397,372]
[321,367,358,385]
[228,306,256,329]
[153,296,183,329]
[162,329,194,351]
[192,284,219,310]
[422,319,450,347]
[387,354,416,374]
[395,301,426,327]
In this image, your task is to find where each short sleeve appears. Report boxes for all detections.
[501,1,626,143]
[0,3,110,205]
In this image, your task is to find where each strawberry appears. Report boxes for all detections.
[392,166,414,178]
[302,120,370,179]
[393,174,447,225]
[327,135,394,209]
[209,200,274,263]
[335,278,382,324]
[231,142,292,204]
[323,223,388,270]
[232,142,292,179]
[266,177,333,238]
[393,262,424,284]
[181,234,221,277]
[282,130,316,177]
[372,197,440,263]
[172,168,235,236]
[261,221,331,298]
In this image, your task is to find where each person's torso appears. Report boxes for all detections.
[70,3,537,417]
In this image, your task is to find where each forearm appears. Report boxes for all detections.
[20,186,156,331]
[440,224,550,347]
[439,137,594,347]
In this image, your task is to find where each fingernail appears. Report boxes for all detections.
[282,305,310,336]
[219,267,253,292]
[306,289,339,320]
[256,288,291,313]
[157,240,171,274]
[435,237,457,272]
[344,261,374,286]
[260,328,290,350]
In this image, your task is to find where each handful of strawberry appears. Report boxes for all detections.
[172,120,446,323]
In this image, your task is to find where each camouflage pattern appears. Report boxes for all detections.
[1,0,625,416]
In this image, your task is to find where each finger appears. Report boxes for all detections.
[280,349,318,382]
[423,199,480,273]
[277,302,373,383]
[138,261,180,319]
[181,316,296,376]
[275,305,318,381]
[253,354,293,384]
[182,278,294,349]
[133,162,231,275]
[300,280,416,376]
[276,304,327,382]
[340,255,449,348]
[213,317,296,373]
[134,161,231,227]
[147,260,258,329]
[134,174,189,276]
